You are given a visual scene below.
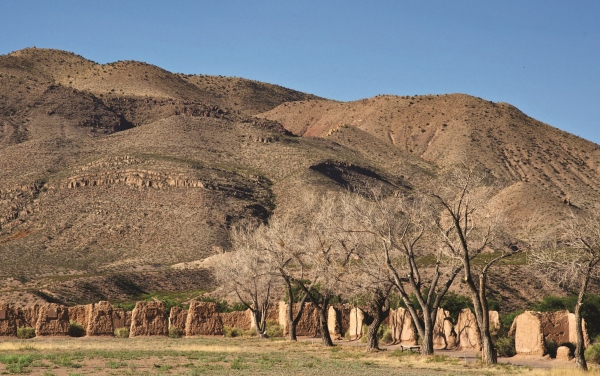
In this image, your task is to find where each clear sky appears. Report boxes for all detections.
[1,0,599,144]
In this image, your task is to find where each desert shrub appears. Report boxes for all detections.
[378,324,393,344]
[585,343,600,364]
[266,320,283,338]
[242,328,257,337]
[68,321,86,337]
[113,302,136,311]
[497,310,523,337]
[168,326,180,338]
[223,325,244,338]
[16,327,35,339]
[0,354,33,373]
[114,327,130,338]
[439,292,473,323]
[495,336,516,357]
[546,340,558,358]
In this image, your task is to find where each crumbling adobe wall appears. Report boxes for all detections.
[278,302,320,337]
[509,311,546,355]
[328,304,351,339]
[36,303,70,336]
[0,304,17,336]
[17,305,40,328]
[221,309,251,330]
[433,308,456,349]
[185,301,223,336]
[68,305,89,328]
[130,301,168,337]
[169,306,188,334]
[456,308,481,351]
[86,301,115,336]
[388,307,417,345]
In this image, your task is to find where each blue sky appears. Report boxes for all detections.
[1,0,599,144]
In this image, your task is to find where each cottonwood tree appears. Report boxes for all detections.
[341,188,463,356]
[530,211,600,371]
[212,221,275,337]
[432,165,518,364]
[257,216,309,341]
[290,193,355,347]
[341,233,394,352]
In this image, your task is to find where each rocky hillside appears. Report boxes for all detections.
[0,47,597,308]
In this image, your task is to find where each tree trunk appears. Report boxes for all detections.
[285,279,308,341]
[319,299,334,347]
[575,269,591,371]
[365,297,390,352]
[421,312,435,356]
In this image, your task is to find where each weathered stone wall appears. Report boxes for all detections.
[36,303,70,336]
[0,304,17,336]
[348,307,365,340]
[169,306,188,334]
[221,309,251,330]
[185,301,223,336]
[388,307,418,345]
[130,301,168,337]
[112,308,131,329]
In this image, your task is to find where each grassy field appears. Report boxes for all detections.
[0,336,597,375]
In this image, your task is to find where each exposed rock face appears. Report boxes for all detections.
[433,308,456,349]
[86,301,114,336]
[17,305,39,328]
[348,307,366,340]
[185,301,223,336]
[112,308,131,329]
[169,306,188,334]
[509,311,546,355]
[130,301,168,337]
[220,309,252,330]
[35,303,70,336]
[0,304,17,336]
[278,302,320,337]
[68,305,89,327]
[328,305,351,339]
[556,346,573,361]
[388,307,418,344]
[456,308,481,350]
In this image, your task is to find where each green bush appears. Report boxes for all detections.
[495,336,516,357]
[439,292,473,323]
[223,325,244,338]
[0,354,33,373]
[16,327,35,339]
[546,340,558,358]
[585,343,600,364]
[114,327,130,338]
[265,320,283,338]
[68,321,86,337]
[168,326,180,338]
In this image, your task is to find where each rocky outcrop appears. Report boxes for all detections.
[185,301,223,336]
[86,301,115,336]
[169,306,188,334]
[456,308,481,350]
[0,304,17,336]
[509,311,546,355]
[130,301,168,337]
[221,309,252,330]
[388,307,418,345]
[35,303,70,336]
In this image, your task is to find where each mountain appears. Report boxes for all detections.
[0,47,597,309]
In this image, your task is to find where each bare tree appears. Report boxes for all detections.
[212,221,275,337]
[290,193,355,347]
[530,211,600,371]
[341,188,463,355]
[431,165,519,364]
[257,216,309,341]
